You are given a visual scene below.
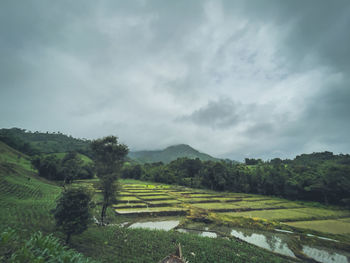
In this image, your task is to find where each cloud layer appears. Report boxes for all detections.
[1,0,349,160]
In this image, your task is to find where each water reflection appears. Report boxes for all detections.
[302,246,349,263]
[230,229,295,257]
[129,220,179,231]
[176,228,217,238]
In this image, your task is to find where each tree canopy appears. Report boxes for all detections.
[52,187,92,243]
[91,136,128,224]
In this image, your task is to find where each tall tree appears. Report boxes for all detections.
[91,136,128,225]
[52,187,92,243]
[60,152,83,187]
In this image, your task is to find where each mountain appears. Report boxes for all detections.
[128,144,220,164]
[0,128,221,164]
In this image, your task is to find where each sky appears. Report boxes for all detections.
[1,0,350,161]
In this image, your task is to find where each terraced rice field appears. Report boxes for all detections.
[74,180,350,236]
[284,219,350,234]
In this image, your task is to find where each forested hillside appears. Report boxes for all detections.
[129,144,220,164]
[0,128,92,157]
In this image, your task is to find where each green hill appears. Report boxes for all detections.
[128,144,220,164]
[0,141,61,232]
[0,127,92,156]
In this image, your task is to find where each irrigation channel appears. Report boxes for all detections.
[124,218,350,263]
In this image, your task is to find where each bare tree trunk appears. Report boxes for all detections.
[66,232,71,244]
[101,203,107,225]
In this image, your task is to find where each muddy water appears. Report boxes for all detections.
[126,219,349,262]
[177,228,218,238]
[230,228,295,257]
[302,246,349,263]
[128,220,180,231]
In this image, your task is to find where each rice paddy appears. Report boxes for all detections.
[95,180,350,237]
[284,219,350,235]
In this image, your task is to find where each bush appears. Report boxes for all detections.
[0,228,97,263]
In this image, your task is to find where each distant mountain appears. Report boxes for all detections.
[0,128,223,164]
[128,144,220,164]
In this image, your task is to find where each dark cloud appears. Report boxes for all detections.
[0,0,349,160]
[180,99,240,129]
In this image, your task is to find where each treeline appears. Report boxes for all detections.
[122,152,350,207]
[0,131,40,156]
[0,128,92,157]
[31,152,94,183]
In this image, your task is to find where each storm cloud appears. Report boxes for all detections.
[1,0,349,160]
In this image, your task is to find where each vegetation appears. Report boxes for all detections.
[0,128,92,157]
[122,152,350,206]
[1,130,350,262]
[31,152,94,182]
[0,142,292,262]
[53,187,92,243]
[0,228,96,263]
[91,136,128,224]
[128,144,220,164]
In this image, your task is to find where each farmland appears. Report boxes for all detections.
[71,178,350,262]
[0,144,294,262]
[71,178,350,238]
[1,140,350,262]
[91,180,350,235]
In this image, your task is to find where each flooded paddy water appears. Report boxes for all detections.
[128,220,180,231]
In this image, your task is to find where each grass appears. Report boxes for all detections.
[189,199,299,210]
[113,203,148,208]
[0,163,61,235]
[133,192,168,196]
[285,219,350,234]
[70,225,294,263]
[116,207,186,213]
[147,200,180,205]
[139,195,173,200]
[221,207,350,222]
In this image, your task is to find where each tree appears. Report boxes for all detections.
[60,152,83,187]
[31,155,61,180]
[52,187,92,243]
[91,136,128,225]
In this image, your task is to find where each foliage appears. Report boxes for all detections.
[0,127,92,157]
[0,228,97,263]
[72,226,289,263]
[91,136,128,224]
[31,152,94,182]
[123,152,350,206]
[128,144,220,164]
[0,131,40,156]
[52,187,92,243]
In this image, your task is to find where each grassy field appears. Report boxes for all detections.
[0,143,294,262]
[285,219,350,234]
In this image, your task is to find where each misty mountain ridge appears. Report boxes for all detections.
[128,144,220,164]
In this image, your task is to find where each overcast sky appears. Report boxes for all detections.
[1,0,350,160]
